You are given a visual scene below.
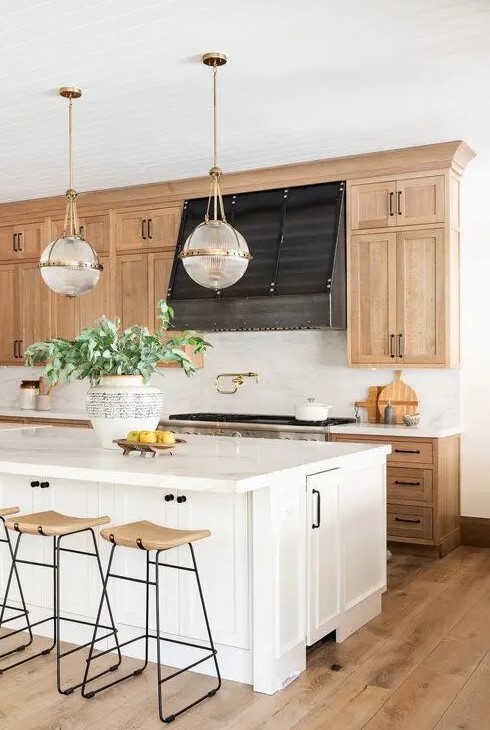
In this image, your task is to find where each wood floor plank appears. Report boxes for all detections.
[2,547,490,730]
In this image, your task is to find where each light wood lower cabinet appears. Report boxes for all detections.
[331,433,460,556]
[52,256,111,338]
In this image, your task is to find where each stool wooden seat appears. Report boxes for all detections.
[5,510,110,537]
[0,507,19,518]
[101,521,210,551]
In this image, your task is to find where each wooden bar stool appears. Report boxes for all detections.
[82,520,221,724]
[0,507,33,660]
[0,510,122,694]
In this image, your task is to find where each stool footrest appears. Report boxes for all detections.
[159,651,217,684]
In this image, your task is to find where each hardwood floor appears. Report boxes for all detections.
[1,546,490,729]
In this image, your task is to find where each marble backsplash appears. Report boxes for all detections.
[0,330,460,425]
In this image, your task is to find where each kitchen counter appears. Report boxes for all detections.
[0,427,388,695]
[0,407,88,421]
[0,421,50,432]
[330,423,462,438]
[0,427,389,493]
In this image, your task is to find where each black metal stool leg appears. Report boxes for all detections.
[82,545,150,698]
[155,546,221,724]
[55,529,122,695]
[0,518,33,662]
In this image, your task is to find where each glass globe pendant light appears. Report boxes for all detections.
[39,87,103,297]
[179,53,251,290]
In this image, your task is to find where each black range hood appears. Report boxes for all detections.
[167,180,346,331]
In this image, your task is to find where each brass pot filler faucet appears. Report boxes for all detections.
[215,372,259,395]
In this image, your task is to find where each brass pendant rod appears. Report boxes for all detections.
[213,61,217,170]
[68,97,73,191]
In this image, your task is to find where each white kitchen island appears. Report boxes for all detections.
[0,427,389,694]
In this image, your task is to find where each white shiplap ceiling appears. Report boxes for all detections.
[0,0,489,202]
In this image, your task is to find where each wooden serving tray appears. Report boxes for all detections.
[113,438,186,457]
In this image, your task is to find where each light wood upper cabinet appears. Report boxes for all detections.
[349,227,451,367]
[17,262,51,357]
[350,175,444,231]
[0,221,46,261]
[396,176,444,226]
[50,214,110,254]
[116,253,150,329]
[0,265,18,363]
[350,181,396,230]
[396,229,446,365]
[349,233,397,364]
[115,206,181,252]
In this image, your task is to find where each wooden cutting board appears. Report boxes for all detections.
[355,386,384,424]
[377,370,418,424]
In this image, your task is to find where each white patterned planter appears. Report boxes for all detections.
[86,375,163,449]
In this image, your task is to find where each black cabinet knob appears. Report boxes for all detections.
[30,480,40,488]
[164,494,175,502]
[176,495,187,504]
[40,481,50,489]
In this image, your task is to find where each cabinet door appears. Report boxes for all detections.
[145,207,181,250]
[116,207,181,252]
[52,295,80,340]
[151,250,174,318]
[116,253,150,329]
[176,491,250,649]
[350,181,396,230]
[0,475,42,611]
[0,225,15,260]
[108,485,179,634]
[16,222,45,259]
[51,215,110,254]
[349,233,397,365]
[396,175,444,226]
[17,262,51,355]
[0,264,18,363]
[79,256,112,329]
[396,228,446,365]
[307,470,341,646]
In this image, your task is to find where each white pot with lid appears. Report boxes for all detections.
[295,398,332,422]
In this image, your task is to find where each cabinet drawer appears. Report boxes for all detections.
[387,504,433,540]
[389,440,433,466]
[387,467,433,502]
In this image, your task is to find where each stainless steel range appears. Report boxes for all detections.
[160,413,356,441]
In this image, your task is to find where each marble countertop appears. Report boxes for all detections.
[330,423,462,438]
[0,407,89,421]
[0,421,50,432]
[0,427,390,494]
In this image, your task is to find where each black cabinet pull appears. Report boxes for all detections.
[40,481,50,489]
[13,340,18,359]
[394,448,421,454]
[18,232,23,251]
[164,494,175,502]
[141,219,147,240]
[312,488,321,529]
[30,480,40,488]
[388,191,394,217]
[176,495,187,504]
[394,480,421,486]
[147,218,152,239]
[394,516,421,524]
[389,333,395,358]
[79,225,85,238]
[18,340,23,359]
[13,233,17,251]
[397,333,404,358]
[397,190,402,215]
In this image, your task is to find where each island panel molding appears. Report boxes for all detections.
[0,140,474,368]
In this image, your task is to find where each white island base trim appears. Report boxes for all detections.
[0,429,388,694]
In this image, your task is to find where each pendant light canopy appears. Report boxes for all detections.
[39,87,103,298]
[179,53,251,290]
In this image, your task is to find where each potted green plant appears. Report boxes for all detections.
[25,300,210,449]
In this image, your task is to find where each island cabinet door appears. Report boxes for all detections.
[34,478,106,621]
[175,491,250,650]
[0,475,43,610]
[106,485,180,636]
[339,463,386,615]
[306,469,342,646]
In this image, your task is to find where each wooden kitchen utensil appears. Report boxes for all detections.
[355,386,384,424]
[377,370,418,424]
